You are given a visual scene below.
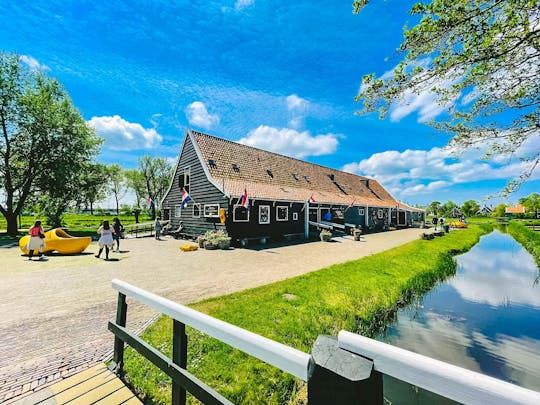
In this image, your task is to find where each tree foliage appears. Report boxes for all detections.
[0,53,101,233]
[138,155,173,219]
[106,164,126,215]
[519,192,540,213]
[461,199,480,217]
[355,0,540,194]
[124,169,146,208]
[492,203,508,217]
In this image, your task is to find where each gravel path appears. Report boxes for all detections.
[0,228,427,402]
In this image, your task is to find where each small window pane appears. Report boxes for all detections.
[234,206,249,222]
[259,206,270,224]
[276,206,288,221]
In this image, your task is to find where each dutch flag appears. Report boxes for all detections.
[181,188,191,209]
[238,188,249,208]
[309,195,315,203]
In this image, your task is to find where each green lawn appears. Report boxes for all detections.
[122,223,492,404]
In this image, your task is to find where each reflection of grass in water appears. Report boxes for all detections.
[507,221,540,269]
[122,225,491,405]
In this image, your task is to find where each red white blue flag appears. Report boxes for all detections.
[181,188,191,208]
[238,188,249,208]
[147,196,154,209]
[309,195,315,203]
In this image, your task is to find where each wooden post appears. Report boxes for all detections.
[172,319,188,405]
[308,335,382,405]
[113,292,128,372]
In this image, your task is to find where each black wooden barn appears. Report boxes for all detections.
[161,130,425,245]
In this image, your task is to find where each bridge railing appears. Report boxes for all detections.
[109,280,540,405]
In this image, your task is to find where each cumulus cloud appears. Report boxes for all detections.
[185,101,220,129]
[88,115,162,150]
[238,125,340,159]
[342,145,538,199]
[19,55,49,71]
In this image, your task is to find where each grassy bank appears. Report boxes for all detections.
[507,221,540,267]
[123,224,492,404]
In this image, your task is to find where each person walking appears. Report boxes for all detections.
[439,217,445,232]
[432,216,438,231]
[154,216,162,240]
[112,217,124,252]
[26,220,47,261]
[96,220,115,260]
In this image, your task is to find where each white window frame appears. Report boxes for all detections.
[193,203,201,218]
[184,167,191,192]
[276,206,288,221]
[204,204,220,218]
[359,208,365,216]
[174,205,182,218]
[259,205,270,224]
[377,209,384,219]
[233,206,250,222]
[293,212,298,221]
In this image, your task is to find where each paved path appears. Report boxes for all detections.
[0,228,427,402]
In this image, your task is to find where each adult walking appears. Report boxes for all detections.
[432,216,439,231]
[154,216,162,240]
[112,217,124,252]
[26,220,47,261]
[96,220,115,260]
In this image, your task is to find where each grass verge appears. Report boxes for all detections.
[123,224,492,404]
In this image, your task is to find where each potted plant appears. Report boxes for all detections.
[320,229,332,242]
[203,230,231,250]
[197,235,205,248]
[353,228,362,241]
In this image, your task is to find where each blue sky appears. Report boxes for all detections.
[2,0,538,207]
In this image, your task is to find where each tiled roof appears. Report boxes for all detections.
[505,204,525,214]
[191,130,400,208]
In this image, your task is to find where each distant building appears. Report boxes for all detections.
[162,130,425,245]
[505,204,526,216]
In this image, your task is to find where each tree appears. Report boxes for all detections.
[461,200,480,217]
[492,203,508,217]
[124,169,146,208]
[0,53,101,234]
[106,164,126,215]
[355,0,539,194]
[78,163,108,214]
[138,156,173,219]
[519,192,540,216]
[427,201,441,216]
[439,200,458,217]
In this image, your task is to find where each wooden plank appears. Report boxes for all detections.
[338,331,540,405]
[63,377,124,404]
[45,371,116,403]
[92,386,136,405]
[121,396,144,405]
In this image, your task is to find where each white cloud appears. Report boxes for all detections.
[285,94,310,129]
[19,55,49,71]
[88,115,162,150]
[342,145,538,199]
[286,94,309,111]
[235,0,254,10]
[185,101,220,129]
[238,125,340,159]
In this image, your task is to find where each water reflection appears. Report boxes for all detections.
[379,230,540,400]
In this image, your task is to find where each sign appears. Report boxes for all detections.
[219,208,226,223]
[204,204,220,218]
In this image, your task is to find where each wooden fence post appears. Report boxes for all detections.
[308,335,382,404]
[113,292,128,372]
[172,319,188,405]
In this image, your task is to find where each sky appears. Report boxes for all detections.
[1,0,538,207]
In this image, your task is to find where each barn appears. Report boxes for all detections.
[161,130,425,245]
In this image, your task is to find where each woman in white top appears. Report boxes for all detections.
[96,220,115,260]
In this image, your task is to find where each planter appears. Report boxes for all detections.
[320,232,332,242]
[218,238,231,250]
[197,237,205,248]
[204,241,218,250]
[353,229,362,241]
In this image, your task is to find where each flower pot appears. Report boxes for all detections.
[218,238,231,250]
[353,229,361,241]
[320,232,332,242]
[204,241,218,250]
[198,237,205,248]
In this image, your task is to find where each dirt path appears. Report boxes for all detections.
[0,228,427,402]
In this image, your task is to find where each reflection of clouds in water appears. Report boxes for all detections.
[472,332,540,389]
[386,312,540,390]
[452,235,539,307]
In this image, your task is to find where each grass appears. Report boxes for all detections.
[507,221,540,267]
[122,223,492,404]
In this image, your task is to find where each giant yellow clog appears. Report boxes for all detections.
[19,228,92,255]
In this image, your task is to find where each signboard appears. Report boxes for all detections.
[204,204,220,218]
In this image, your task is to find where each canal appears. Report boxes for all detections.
[379,229,540,403]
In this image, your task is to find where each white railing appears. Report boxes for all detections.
[112,279,314,381]
[338,331,540,405]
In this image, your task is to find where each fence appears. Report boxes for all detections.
[108,280,540,405]
[123,220,169,238]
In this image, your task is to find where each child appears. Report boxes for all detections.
[154,216,162,240]
[96,220,115,260]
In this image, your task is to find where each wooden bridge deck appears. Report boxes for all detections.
[10,364,141,405]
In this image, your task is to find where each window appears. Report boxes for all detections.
[276,206,288,221]
[332,208,344,219]
[183,167,190,193]
[292,173,299,181]
[259,205,270,224]
[174,205,182,218]
[232,163,240,172]
[359,208,365,216]
[293,212,298,221]
[377,209,384,219]
[328,174,335,181]
[208,159,217,168]
[266,169,273,178]
[204,204,220,218]
[193,203,201,218]
[304,175,311,183]
[233,206,249,222]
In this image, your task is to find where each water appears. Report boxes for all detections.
[379,230,540,402]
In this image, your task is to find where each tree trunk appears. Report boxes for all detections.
[90,201,94,215]
[5,212,19,236]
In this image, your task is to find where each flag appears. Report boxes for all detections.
[309,195,315,203]
[147,196,154,209]
[238,188,249,208]
[181,188,191,208]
